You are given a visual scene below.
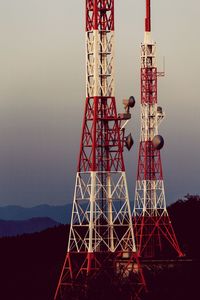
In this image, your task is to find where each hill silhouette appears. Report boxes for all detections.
[168,194,200,258]
[0,217,59,237]
[0,225,69,300]
[0,195,199,300]
[0,204,71,224]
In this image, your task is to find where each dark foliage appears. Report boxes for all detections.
[0,217,59,237]
[0,195,199,300]
[143,194,200,300]
[168,194,200,258]
[0,225,69,300]
[142,260,200,300]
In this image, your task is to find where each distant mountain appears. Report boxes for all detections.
[0,204,72,224]
[0,217,59,237]
[0,196,200,300]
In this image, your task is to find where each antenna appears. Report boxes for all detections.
[145,0,151,32]
[133,0,183,258]
[157,56,166,77]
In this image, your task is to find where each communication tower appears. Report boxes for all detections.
[54,1,145,299]
[133,0,184,258]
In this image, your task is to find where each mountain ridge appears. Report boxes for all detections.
[0,195,199,300]
[0,204,71,224]
[0,217,59,237]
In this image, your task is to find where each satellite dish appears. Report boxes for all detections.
[125,134,134,151]
[128,96,136,108]
[152,135,164,150]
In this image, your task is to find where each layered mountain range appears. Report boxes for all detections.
[0,204,71,236]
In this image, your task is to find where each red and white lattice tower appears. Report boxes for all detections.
[54,1,145,299]
[133,0,184,258]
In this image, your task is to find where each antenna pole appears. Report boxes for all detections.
[133,0,184,258]
[145,0,151,32]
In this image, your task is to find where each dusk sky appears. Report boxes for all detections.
[0,0,199,207]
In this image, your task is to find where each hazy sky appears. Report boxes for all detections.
[0,0,199,207]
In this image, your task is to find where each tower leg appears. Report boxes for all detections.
[55,1,147,299]
[134,212,184,258]
[55,251,146,300]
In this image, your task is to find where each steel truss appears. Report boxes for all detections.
[133,0,183,258]
[54,1,146,299]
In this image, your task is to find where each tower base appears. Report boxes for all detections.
[54,251,146,300]
[134,214,184,258]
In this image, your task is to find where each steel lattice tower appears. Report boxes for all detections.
[133,0,184,258]
[54,1,145,299]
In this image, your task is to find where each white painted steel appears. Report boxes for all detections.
[86,30,114,98]
[134,31,167,217]
[68,172,136,253]
[68,26,136,255]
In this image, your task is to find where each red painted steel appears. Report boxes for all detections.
[55,251,146,300]
[141,68,157,104]
[133,0,183,258]
[54,1,146,299]
[145,0,151,32]
[137,141,163,181]
[86,0,114,31]
[78,97,125,172]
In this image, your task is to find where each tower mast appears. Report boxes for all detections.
[133,0,184,258]
[54,1,145,299]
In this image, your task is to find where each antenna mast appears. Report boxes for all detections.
[54,1,146,299]
[133,0,184,258]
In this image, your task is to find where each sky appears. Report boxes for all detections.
[0,0,199,207]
